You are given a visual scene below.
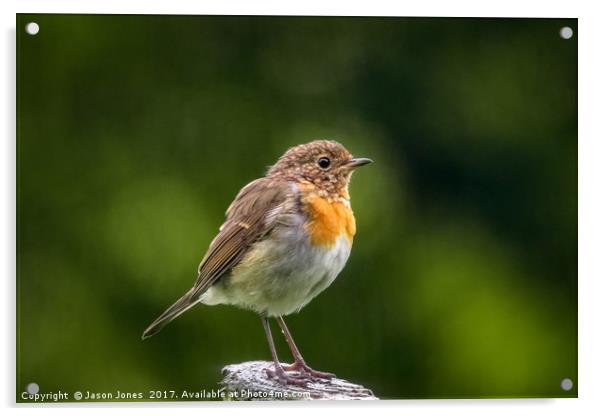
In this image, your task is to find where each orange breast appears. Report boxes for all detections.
[303,196,356,247]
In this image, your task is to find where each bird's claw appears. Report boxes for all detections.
[265,366,309,386]
[281,361,335,379]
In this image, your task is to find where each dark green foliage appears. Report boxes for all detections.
[17,15,576,400]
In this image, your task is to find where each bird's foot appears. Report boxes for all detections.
[265,366,309,386]
[281,360,335,379]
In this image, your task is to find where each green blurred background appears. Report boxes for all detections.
[16,15,577,400]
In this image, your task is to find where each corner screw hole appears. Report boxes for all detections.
[25,22,39,36]
[559,26,573,40]
[560,378,573,391]
[26,382,39,394]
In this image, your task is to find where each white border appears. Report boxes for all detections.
[2,1,601,415]
[1,0,585,17]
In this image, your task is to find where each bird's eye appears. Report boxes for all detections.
[318,157,331,169]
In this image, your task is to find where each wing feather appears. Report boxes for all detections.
[189,178,290,299]
[142,178,291,339]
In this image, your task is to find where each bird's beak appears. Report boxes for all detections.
[346,157,373,168]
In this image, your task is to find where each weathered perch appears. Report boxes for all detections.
[221,361,377,400]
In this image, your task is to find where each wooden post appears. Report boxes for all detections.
[221,361,377,401]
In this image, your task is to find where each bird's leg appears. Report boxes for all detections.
[276,316,335,379]
[261,316,308,386]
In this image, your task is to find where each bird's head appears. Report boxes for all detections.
[267,140,372,199]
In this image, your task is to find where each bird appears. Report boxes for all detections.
[142,139,372,385]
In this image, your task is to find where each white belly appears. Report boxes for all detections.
[200,217,352,316]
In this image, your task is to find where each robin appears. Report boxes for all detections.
[142,140,372,385]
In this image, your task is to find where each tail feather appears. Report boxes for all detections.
[142,289,198,340]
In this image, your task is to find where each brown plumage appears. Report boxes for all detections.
[142,179,289,339]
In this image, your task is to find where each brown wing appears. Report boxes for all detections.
[142,177,290,339]
[189,177,290,299]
